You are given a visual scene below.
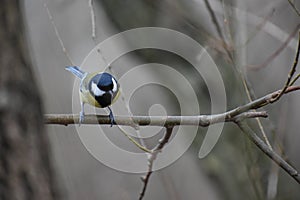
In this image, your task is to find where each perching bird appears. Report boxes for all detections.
[66,66,120,126]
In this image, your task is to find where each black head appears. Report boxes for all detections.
[88,72,119,107]
[91,73,115,91]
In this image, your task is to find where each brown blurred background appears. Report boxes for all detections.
[13,0,300,199]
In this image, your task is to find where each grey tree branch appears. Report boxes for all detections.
[88,0,96,40]
[44,85,300,126]
[270,31,300,102]
[247,25,299,71]
[44,85,300,190]
[235,121,300,184]
[139,126,174,200]
[288,0,300,16]
[44,111,267,126]
[234,32,300,186]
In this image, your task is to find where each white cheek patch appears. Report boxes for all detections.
[91,82,105,96]
[112,77,118,93]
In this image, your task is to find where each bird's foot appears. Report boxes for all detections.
[108,107,115,127]
[79,111,85,126]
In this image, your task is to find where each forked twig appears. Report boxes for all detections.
[270,31,300,102]
[139,126,174,200]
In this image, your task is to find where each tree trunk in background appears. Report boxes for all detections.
[0,0,59,199]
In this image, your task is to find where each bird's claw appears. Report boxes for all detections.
[79,111,85,126]
[109,112,115,127]
[108,107,115,127]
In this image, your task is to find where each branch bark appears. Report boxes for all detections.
[139,126,174,200]
[44,85,300,126]
[44,111,267,126]
[235,121,300,184]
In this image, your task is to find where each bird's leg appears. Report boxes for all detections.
[107,106,115,127]
[79,102,85,125]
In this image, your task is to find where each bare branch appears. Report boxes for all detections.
[288,0,300,16]
[44,111,267,126]
[43,1,75,65]
[235,121,300,184]
[88,0,96,40]
[44,86,300,126]
[118,127,151,153]
[204,0,224,41]
[247,25,299,71]
[290,73,300,86]
[204,0,233,62]
[139,126,174,200]
[271,31,300,102]
[44,83,300,189]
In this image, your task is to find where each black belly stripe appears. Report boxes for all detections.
[95,93,112,108]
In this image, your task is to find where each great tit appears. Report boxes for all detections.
[66,66,120,126]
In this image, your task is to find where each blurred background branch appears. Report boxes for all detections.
[235,121,300,183]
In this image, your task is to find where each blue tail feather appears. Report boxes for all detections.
[65,66,85,79]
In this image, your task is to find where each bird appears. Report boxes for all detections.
[65,66,120,126]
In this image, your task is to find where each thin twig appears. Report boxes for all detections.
[289,73,300,86]
[270,31,300,102]
[118,127,151,153]
[204,0,225,42]
[235,121,300,184]
[243,9,275,47]
[242,76,273,150]
[88,0,96,40]
[245,30,300,151]
[43,1,75,65]
[139,171,152,200]
[139,126,174,200]
[204,0,233,62]
[247,24,300,71]
[267,101,289,199]
[288,0,300,16]
[107,64,149,153]
[233,2,274,152]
